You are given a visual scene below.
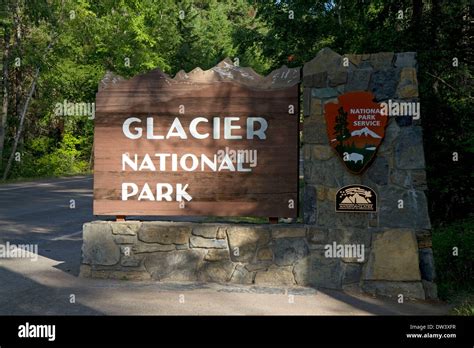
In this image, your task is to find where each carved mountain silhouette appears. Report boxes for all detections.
[351,127,381,138]
[98,58,300,92]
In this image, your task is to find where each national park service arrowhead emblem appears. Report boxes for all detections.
[325,91,388,174]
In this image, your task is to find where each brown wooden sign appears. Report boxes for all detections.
[93,59,300,217]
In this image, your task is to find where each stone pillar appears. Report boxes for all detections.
[302,48,435,299]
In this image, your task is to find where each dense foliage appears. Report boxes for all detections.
[0,0,472,225]
[432,217,473,310]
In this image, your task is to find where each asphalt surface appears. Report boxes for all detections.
[0,175,451,315]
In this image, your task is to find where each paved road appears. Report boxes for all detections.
[0,176,95,276]
[0,176,451,315]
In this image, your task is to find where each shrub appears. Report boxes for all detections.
[432,218,474,300]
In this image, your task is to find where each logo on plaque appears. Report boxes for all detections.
[325,91,387,174]
[335,185,377,212]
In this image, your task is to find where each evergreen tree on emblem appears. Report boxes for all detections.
[334,106,350,151]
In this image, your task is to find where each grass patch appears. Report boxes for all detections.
[448,292,474,316]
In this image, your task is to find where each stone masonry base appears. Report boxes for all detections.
[80,221,435,300]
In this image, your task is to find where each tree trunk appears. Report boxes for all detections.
[2,68,39,181]
[14,2,23,121]
[0,29,10,166]
[1,2,62,180]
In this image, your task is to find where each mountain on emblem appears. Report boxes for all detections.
[351,127,381,138]
[325,91,388,174]
[336,185,377,212]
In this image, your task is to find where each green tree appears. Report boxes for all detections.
[334,106,350,150]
